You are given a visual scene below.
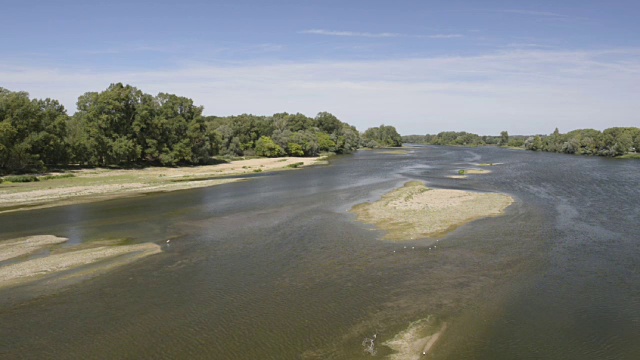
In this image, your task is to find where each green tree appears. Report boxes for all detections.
[255,136,284,157]
[499,131,509,146]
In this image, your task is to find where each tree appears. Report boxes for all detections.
[500,131,509,146]
[362,125,402,148]
[255,136,284,157]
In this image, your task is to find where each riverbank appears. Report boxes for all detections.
[350,181,514,241]
[0,157,326,213]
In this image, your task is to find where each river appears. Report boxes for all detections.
[1,146,639,359]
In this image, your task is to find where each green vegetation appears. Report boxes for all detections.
[403,127,640,158]
[1,85,362,174]
[3,175,39,183]
[362,124,402,148]
[287,162,304,168]
[458,169,466,175]
[524,127,640,157]
[40,174,75,181]
[402,131,525,147]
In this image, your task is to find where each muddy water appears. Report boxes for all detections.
[1,146,639,359]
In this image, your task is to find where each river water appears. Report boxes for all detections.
[1,146,639,359]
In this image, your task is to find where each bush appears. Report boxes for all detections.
[458,170,466,175]
[287,162,304,168]
[3,175,40,183]
[40,174,75,181]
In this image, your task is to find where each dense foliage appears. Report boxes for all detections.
[403,127,640,158]
[524,127,640,156]
[0,84,361,174]
[362,125,402,148]
[203,111,360,158]
[402,131,524,147]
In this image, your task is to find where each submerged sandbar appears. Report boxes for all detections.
[350,181,513,241]
[0,236,161,288]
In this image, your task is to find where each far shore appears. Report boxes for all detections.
[0,156,326,213]
[350,181,514,241]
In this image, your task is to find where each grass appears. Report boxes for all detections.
[619,153,640,159]
[40,174,76,181]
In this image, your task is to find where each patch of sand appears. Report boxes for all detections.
[378,149,409,155]
[0,157,325,213]
[447,175,468,179]
[383,318,446,359]
[350,181,513,241]
[462,169,491,175]
[0,235,68,262]
[0,236,161,288]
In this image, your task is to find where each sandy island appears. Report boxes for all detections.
[0,156,325,213]
[0,235,161,288]
[350,181,513,241]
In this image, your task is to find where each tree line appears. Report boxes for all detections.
[402,131,523,147]
[1,84,401,174]
[523,127,640,157]
[403,127,640,158]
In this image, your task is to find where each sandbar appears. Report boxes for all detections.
[350,181,513,241]
[0,156,325,213]
[0,235,68,262]
[383,318,446,359]
[0,236,161,288]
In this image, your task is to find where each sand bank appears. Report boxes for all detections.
[0,235,68,262]
[0,156,324,213]
[383,318,446,359]
[0,236,161,288]
[350,181,513,241]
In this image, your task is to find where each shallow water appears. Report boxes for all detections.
[1,146,639,359]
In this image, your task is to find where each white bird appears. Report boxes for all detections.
[166,239,171,243]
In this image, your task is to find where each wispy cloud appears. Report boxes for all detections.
[426,34,464,39]
[499,9,567,18]
[3,48,639,135]
[301,29,401,38]
[301,29,464,40]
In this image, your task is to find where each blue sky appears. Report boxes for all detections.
[2,0,639,135]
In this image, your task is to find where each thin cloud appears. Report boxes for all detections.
[301,29,401,38]
[3,48,639,135]
[500,9,566,17]
[427,34,464,39]
[302,29,464,39]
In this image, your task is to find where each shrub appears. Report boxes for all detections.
[287,162,304,168]
[458,169,466,175]
[40,174,76,181]
[3,175,40,183]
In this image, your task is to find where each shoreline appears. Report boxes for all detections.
[350,181,514,241]
[0,156,326,214]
